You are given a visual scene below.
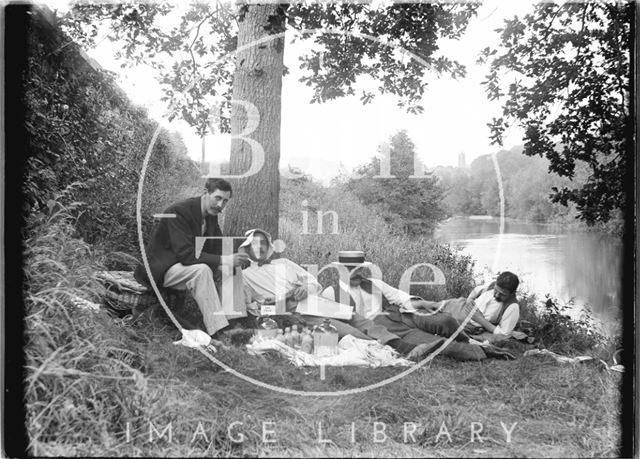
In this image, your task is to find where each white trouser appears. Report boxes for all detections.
[163,263,246,335]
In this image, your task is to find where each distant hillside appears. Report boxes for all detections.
[432,146,579,223]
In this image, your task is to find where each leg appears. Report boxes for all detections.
[300,315,373,341]
[391,328,486,361]
[163,263,229,335]
[216,266,247,318]
[347,312,401,345]
[405,312,469,342]
[373,314,415,339]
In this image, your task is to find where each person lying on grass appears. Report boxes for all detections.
[238,229,442,361]
[463,272,521,337]
[239,230,513,361]
[402,271,522,343]
[321,251,515,360]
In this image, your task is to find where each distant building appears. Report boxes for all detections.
[457,152,467,169]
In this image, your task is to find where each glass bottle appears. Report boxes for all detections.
[300,329,314,354]
[283,326,293,347]
[290,326,301,349]
[313,319,339,357]
[255,315,279,340]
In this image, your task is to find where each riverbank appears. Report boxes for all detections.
[441,214,624,237]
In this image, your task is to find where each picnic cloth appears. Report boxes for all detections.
[246,335,413,367]
[173,329,212,348]
[523,349,624,372]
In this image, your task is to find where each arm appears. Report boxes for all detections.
[166,210,222,268]
[370,279,414,309]
[168,209,248,269]
[471,303,519,335]
[320,286,335,300]
[470,310,498,333]
[286,260,323,299]
[493,304,520,335]
[467,283,489,303]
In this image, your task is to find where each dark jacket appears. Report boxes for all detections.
[134,197,223,286]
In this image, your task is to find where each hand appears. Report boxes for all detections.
[287,285,308,302]
[228,253,250,269]
[411,299,439,312]
[285,297,298,312]
[262,297,275,305]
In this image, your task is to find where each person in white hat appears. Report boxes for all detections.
[239,229,444,361]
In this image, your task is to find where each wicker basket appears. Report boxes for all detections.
[103,288,158,311]
[97,270,157,312]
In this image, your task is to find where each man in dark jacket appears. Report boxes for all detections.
[135,178,250,337]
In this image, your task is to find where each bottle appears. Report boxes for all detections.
[290,327,300,349]
[255,315,279,340]
[300,329,314,354]
[275,329,286,343]
[283,327,293,347]
[313,319,339,357]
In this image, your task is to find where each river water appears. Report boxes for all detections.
[434,217,623,336]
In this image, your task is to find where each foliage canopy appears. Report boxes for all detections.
[62,3,479,134]
[481,2,632,224]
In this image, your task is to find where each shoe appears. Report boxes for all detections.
[482,344,515,360]
[406,339,445,362]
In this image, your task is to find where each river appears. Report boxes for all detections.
[434,216,623,336]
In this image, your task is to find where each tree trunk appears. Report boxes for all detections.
[223,4,284,239]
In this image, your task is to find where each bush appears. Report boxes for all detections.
[519,292,611,354]
[24,10,201,255]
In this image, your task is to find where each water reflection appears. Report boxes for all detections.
[435,217,622,335]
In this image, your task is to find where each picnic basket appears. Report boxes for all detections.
[95,270,158,313]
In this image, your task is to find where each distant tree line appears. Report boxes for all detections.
[434,146,623,233]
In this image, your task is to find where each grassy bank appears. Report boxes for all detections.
[23,188,623,457]
[28,312,622,457]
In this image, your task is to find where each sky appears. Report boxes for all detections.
[55,0,535,184]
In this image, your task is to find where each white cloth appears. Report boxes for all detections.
[523,349,624,372]
[246,335,412,367]
[173,328,212,348]
[468,285,520,335]
[321,279,415,320]
[242,258,322,305]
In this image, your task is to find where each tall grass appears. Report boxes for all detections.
[279,178,476,300]
[24,204,172,455]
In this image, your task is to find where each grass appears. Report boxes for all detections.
[279,178,476,300]
[29,313,623,457]
[22,189,624,457]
